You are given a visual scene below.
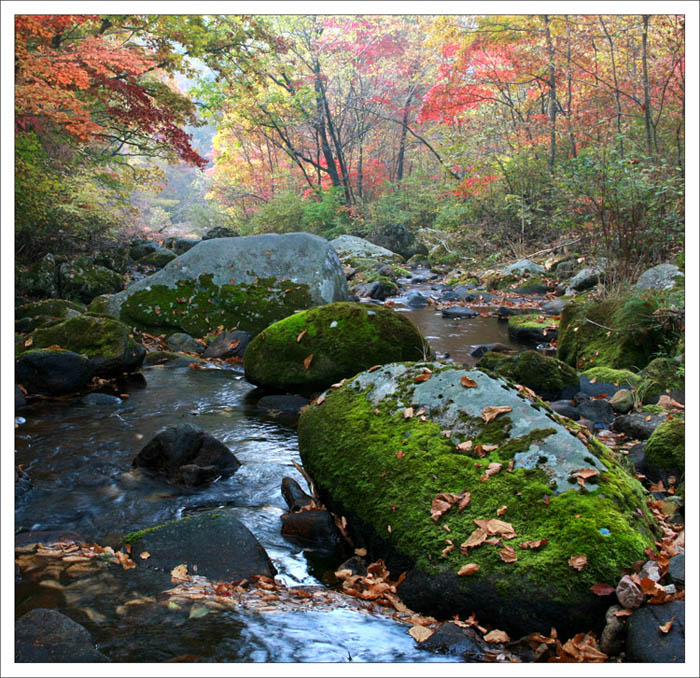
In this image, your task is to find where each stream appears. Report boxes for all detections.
[15,274,526,663]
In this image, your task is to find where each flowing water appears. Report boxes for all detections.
[14,279,525,663]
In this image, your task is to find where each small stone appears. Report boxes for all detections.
[639,560,661,582]
[616,574,644,609]
[668,553,685,586]
[600,605,626,656]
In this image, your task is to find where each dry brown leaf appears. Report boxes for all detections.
[24,337,33,347]
[461,528,488,552]
[657,394,684,411]
[519,538,548,550]
[404,407,414,419]
[497,505,507,516]
[139,551,151,560]
[658,617,675,634]
[171,563,189,580]
[430,492,465,522]
[457,492,471,512]
[482,462,502,479]
[568,554,587,571]
[367,365,382,372]
[589,583,615,596]
[484,630,510,644]
[499,545,517,563]
[477,519,517,539]
[482,444,499,452]
[296,329,307,343]
[481,405,512,423]
[460,376,478,388]
[354,548,367,557]
[614,608,633,617]
[303,354,314,369]
[556,632,608,662]
[409,625,434,643]
[456,440,473,452]
[414,373,432,383]
[441,542,455,558]
[458,563,480,576]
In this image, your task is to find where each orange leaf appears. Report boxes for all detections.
[519,538,548,550]
[499,545,517,563]
[460,376,478,388]
[457,492,471,512]
[481,406,512,423]
[367,365,382,372]
[461,528,488,552]
[658,617,675,634]
[458,563,480,576]
[396,450,405,459]
[589,376,597,384]
[484,630,510,644]
[139,551,151,560]
[589,583,615,596]
[24,337,33,347]
[414,373,432,383]
[303,354,314,369]
[441,542,454,558]
[497,505,507,516]
[296,329,307,343]
[430,492,465,522]
[568,554,587,571]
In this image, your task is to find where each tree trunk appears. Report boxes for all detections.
[599,16,624,156]
[396,85,416,182]
[543,15,557,173]
[642,15,654,158]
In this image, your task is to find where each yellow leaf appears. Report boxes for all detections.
[171,563,189,580]
[404,407,414,419]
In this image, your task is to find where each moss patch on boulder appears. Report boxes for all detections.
[297,362,657,636]
[119,274,314,337]
[59,257,125,304]
[581,367,641,388]
[639,357,684,399]
[244,302,431,393]
[478,350,578,400]
[16,299,86,321]
[508,314,558,345]
[644,416,684,473]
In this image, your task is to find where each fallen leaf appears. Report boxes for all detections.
[387,525,392,533]
[484,630,510,644]
[354,548,367,557]
[481,406,512,423]
[480,519,516,539]
[441,542,454,558]
[589,583,615,596]
[482,444,499,452]
[482,462,502,479]
[499,545,517,563]
[404,407,414,419]
[367,365,381,372]
[657,394,684,411]
[461,528,488,552]
[458,563,480,576]
[296,329,307,343]
[456,440,473,452]
[409,625,434,643]
[24,337,33,347]
[457,492,471,512]
[519,538,548,550]
[589,376,597,383]
[396,450,405,459]
[568,554,587,571]
[414,373,432,383]
[139,551,151,560]
[171,563,189,580]
[497,505,507,516]
[614,608,633,617]
[303,354,314,369]
[430,492,465,522]
[460,376,478,388]
[659,617,675,633]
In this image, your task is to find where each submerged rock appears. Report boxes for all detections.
[297,362,657,637]
[442,306,478,319]
[203,330,251,359]
[15,349,92,395]
[244,302,431,394]
[102,233,349,336]
[121,509,275,581]
[281,509,343,552]
[132,423,241,487]
[15,608,109,663]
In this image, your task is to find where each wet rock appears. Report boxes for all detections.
[15,385,27,409]
[15,529,83,549]
[600,605,627,657]
[15,608,109,662]
[507,314,557,345]
[202,330,251,359]
[281,477,315,512]
[298,362,656,638]
[575,398,615,426]
[612,413,667,440]
[143,351,205,367]
[469,343,513,359]
[132,423,241,487]
[626,600,684,662]
[609,389,634,414]
[59,257,125,304]
[635,263,684,291]
[16,349,92,395]
[354,279,397,301]
[547,400,581,421]
[541,299,569,316]
[166,332,204,354]
[405,290,429,308]
[417,622,489,660]
[129,240,162,261]
[578,371,636,397]
[281,509,343,552]
[441,306,478,319]
[336,555,368,577]
[80,393,123,407]
[202,226,239,240]
[368,223,425,260]
[616,574,644,609]
[257,395,309,421]
[244,302,430,394]
[668,554,685,586]
[16,299,86,324]
[122,509,275,581]
[15,466,32,498]
[564,266,604,295]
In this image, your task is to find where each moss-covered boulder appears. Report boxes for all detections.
[639,357,685,400]
[297,362,657,637]
[508,314,558,345]
[557,296,664,371]
[16,349,92,395]
[29,315,144,377]
[581,367,641,389]
[102,233,348,336]
[140,248,178,269]
[477,350,578,401]
[330,235,403,266]
[244,302,431,394]
[644,416,684,474]
[16,254,59,299]
[143,350,205,367]
[120,510,275,581]
[58,257,125,304]
[15,299,86,333]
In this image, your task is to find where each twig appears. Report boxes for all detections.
[292,460,318,501]
[520,237,583,261]
[583,317,620,332]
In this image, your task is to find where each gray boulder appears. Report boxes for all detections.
[129,240,162,261]
[612,413,667,440]
[635,264,684,291]
[565,266,604,295]
[101,233,349,336]
[166,332,203,354]
[59,257,125,304]
[17,254,59,299]
[121,509,275,581]
[15,608,109,662]
[203,330,252,359]
[405,290,429,308]
[442,306,478,319]
[626,600,684,662]
[330,234,402,264]
[502,259,544,276]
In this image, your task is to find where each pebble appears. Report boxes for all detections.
[616,574,644,609]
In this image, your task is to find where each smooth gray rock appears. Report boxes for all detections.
[417,622,490,660]
[330,234,401,263]
[668,553,685,586]
[541,299,569,316]
[202,330,251,359]
[565,266,604,295]
[626,600,684,662]
[502,259,544,275]
[442,306,478,319]
[166,332,204,354]
[635,263,684,291]
[104,233,349,318]
[405,290,429,308]
[612,413,667,440]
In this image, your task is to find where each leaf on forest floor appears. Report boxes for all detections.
[484,630,510,644]
[296,329,307,343]
[499,545,517,563]
[568,554,587,571]
[303,354,314,369]
[460,376,478,388]
[409,625,434,643]
[519,538,548,550]
[458,563,480,576]
[481,406,512,423]
[430,492,468,522]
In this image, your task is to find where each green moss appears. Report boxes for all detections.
[119,274,313,337]
[88,295,117,317]
[485,273,519,291]
[644,416,685,472]
[641,404,666,415]
[244,302,431,392]
[16,299,86,320]
[29,315,134,359]
[582,367,641,387]
[639,357,684,398]
[298,378,657,608]
[140,249,177,268]
[508,314,553,331]
[478,350,577,398]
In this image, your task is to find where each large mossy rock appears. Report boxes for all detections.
[507,314,558,345]
[477,350,578,401]
[15,299,86,333]
[102,233,348,336]
[639,357,684,400]
[29,315,144,377]
[59,257,125,304]
[139,247,177,268]
[297,362,657,637]
[557,297,663,371]
[644,416,684,475]
[121,510,275,581]
[16,254,59,299]
[330,234,403,265]
[244,302,431,393]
